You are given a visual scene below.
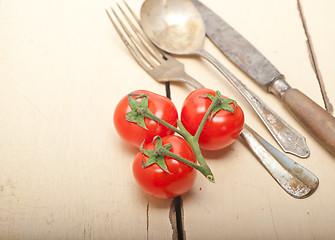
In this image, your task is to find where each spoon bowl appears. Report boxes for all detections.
[141,0,205,55]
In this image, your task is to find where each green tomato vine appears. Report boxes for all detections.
[126,91,237,183]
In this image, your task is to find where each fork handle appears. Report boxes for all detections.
[172,72,205,89]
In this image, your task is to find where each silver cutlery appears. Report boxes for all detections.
[191,0,335,157]
[106,2,319,198]
[139,0,310,158]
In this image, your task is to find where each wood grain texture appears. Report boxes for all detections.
[0,0,173,239]
[0,0,334,239]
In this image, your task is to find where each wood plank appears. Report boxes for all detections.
[0,0,334,239]
[0,0,173,239]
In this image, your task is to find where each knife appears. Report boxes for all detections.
[191,0,335,156]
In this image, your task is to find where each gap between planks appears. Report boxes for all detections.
[169,196,185,240]
[297,0,334,115]
[166,81,185,240]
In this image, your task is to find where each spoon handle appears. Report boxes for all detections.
[240,124,319,198]
[196,48,309,158]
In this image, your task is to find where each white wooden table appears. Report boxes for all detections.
[1,0,334,239]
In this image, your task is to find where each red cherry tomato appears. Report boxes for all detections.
[181,88,244,151]
[114,90,178,148]
[132,135,197,199]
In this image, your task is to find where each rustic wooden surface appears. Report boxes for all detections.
[0,0,334,239]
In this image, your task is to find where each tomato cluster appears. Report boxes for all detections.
[113,89,244,199]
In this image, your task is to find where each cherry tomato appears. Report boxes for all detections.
[132,135,197,199]
[181,88,244,151]
[114,90,178,148]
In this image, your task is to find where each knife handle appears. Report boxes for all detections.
[270,78,335,156]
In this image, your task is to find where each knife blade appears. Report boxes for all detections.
[191,0,335,156]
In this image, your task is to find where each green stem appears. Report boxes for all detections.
[177,119,215,183]
[177,120,193,139]
[194,97,220,142]
[160,148,214,183]
[139,108,185,137]
[134,94,224,184]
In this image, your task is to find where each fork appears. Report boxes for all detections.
[106,1,319,198]
[106,2,204,90]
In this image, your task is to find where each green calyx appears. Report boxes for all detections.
[139,135,214,182]
[125,93,152,129]
[201,90,237,120]
[140,136,172,174]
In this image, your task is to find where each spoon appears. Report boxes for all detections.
[140,0,310,158]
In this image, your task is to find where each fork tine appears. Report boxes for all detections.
[122,0,140,23]
[115,3,161,66]
[118,4,160,64]
[107,3,206,90]
[109,4,158,69]
[106,8,151,72]
[122,0,165,61]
